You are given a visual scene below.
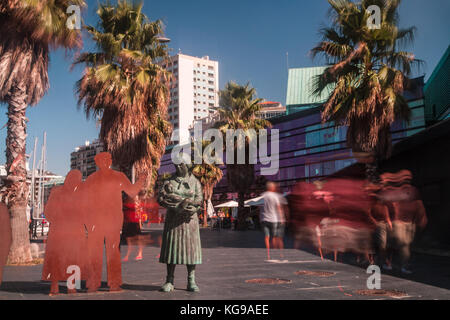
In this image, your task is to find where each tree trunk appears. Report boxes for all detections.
[4,83,32,263]
[203,199,208,228]
[236,192,247,231]
[365,159,380,183]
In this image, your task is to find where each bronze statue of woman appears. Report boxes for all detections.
[158,155,203,292]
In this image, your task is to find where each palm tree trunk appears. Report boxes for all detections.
[365,159,380,183]
[236,192,247,231]
[203,199,208,228]
[4,83,32,264]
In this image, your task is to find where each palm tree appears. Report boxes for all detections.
[75,0,172,194]
[0,0,85,263]
[192,140,223,227]
[311,0,422,181]
[215,81,271,230]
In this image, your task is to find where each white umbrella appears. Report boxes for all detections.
[207,199,215,218]
[214,200,239,208]
[244,196,264,207]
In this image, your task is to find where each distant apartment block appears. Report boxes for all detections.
[70,139,104,180]
[162,54,219,143]
[257,101,286,119]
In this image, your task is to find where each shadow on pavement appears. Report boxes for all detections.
[0,281,50,294]
[297,245,450,292]
[121,283,161,292]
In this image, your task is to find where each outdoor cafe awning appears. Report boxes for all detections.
[244,196,264,207]
[244,193,288,207]
[214,200,239,208]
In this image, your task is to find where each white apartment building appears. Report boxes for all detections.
[162,54,219,143]
[70,139,104,180]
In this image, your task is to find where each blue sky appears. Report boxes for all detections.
[0,0,448,175]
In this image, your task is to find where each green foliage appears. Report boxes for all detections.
[311,0,422,158]
[216,81,271,134]
[192,140,223,201]
[215,82,271,228]
[74,0,172,194]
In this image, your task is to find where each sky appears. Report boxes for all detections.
[0,0,448,175]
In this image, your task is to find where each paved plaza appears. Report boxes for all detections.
[1,228,450,300]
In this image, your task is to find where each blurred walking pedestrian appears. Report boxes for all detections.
[122,194,145,262]
[379,170,427,274]
[260,181,287,261]
[366,183,392,268]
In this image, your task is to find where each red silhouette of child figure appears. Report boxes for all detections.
[84,152,144,292]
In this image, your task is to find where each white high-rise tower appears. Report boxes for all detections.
[162,54,219,143]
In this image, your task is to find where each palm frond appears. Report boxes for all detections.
[312,0,419,159]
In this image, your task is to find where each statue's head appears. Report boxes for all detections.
[173,153,192,177]
[175,163,189,177]
[95,152,112,170]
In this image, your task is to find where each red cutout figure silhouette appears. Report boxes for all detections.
[84,152,144,292]
[42,170,87,295]
[0,203,12,285]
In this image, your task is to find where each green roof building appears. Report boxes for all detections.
[285,65,427,137]
[285,66,333,115]
[424,44,450,125]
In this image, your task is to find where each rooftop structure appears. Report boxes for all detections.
[285,66,333,115]
[257,101,286,119]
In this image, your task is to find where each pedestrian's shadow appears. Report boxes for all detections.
[0,281,51,294]
[121,283,161,292]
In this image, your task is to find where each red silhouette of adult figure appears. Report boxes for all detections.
[84,152,144,292]
[0,203,12,285]
[42,170,87,295]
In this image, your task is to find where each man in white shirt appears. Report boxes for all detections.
[260,182,287,260]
